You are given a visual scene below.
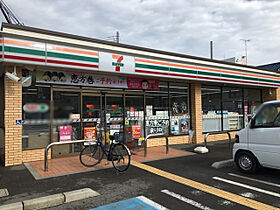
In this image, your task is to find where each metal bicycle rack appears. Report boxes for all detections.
[204,131,232,148]
[44,139,96,172]
[144,127,169,157]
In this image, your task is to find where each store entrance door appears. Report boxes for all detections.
[52,90,81,157]
[82,93,101,141]
[104,94,124,144]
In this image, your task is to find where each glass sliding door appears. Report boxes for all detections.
[82,94,101,140]
[124,94,144,146]
[52,91,81,157]
[105,94,124,143]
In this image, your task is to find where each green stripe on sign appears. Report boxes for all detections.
[0,46,2,51]
[4,46,45,56]
[170,67,197,75]
[135,63,169,71]
[137,62,280,84]
[47,51,98,63]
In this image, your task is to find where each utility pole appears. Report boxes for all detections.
[210,41,213,59]
[240,39,250,64]
[116,31,120,43]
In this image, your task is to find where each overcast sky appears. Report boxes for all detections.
[1,0,280,66]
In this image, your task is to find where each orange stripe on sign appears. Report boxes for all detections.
[4,39,35,47]
[0,39,3,43]
[112,54,122,59]
[51,46,98,56]
[136,58,280,81]
[135,58,169,66]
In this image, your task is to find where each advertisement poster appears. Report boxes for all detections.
[84,127,96,140]
[59,125,72,142]
[146,119,169,135]
[132,124,142,139]
[180,119,189,133]
[171,119,179,134]
[127,78,159,90]
[36,70,127,88]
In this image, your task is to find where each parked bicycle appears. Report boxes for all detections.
[79,135,131,172]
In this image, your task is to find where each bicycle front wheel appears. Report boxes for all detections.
[110,143,131,172]
[79,144,104,167]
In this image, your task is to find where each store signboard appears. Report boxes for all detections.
[146,119,169,135]
[127,78,159,90]
[84,127,96,140]
[59,125,72,142]
[36,70,159,90]
[36,70,127,88]
[99,52,135,73]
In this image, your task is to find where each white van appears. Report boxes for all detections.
[233,100,280,173]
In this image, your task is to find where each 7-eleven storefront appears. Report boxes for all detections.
[0,23,279,166]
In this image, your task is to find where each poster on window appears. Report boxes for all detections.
[132,124,142,139]
[84,127,96,140]
[146,119,169,135]
[171,119,179,134]
[180,119,189,133]
[127,78,159,90]
[59,125,72,142]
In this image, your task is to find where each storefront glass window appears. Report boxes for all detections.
[202,86,222,132]
[222,87,243,130]
[145,81,169,135]
[169,82,190,135]
[202,85,262,132]
[244,88,262,127]
[22,86,50,149]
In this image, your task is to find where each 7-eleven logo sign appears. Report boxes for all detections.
[112,54,124,72]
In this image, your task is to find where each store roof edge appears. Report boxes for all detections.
[1,22,278,76]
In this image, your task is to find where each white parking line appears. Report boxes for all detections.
[228,173,280,188]
[213,177,280,198]
[161,189,214,210]
[137,196,169,210]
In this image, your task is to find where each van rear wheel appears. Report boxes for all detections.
[236,151,258,174]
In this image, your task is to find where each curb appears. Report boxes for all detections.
[211,159,234,169]
[0,188,100,210]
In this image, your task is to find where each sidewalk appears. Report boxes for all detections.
[26,146,193,179]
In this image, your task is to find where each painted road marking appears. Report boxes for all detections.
[91,196,168,210]
[161,189,213,210]
[229,173,280,188]
[131,160,279,210]
[213,177,280,198]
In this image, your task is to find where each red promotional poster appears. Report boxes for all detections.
[127,78,159,90]
[59,125,72,142]
[84,127,96,140]
[132,124,142,139]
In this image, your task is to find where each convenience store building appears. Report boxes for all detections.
[0,23,279,166]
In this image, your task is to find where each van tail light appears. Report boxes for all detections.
[235,135,239,143]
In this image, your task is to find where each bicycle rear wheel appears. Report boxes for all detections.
[79,144,104,167]
[110,143,131,172]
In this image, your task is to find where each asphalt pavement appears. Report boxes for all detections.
[0,141,280,209]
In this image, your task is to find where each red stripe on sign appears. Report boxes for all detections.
[4,54,45,62]
[47,59,98,69]
[135,69,280,87]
